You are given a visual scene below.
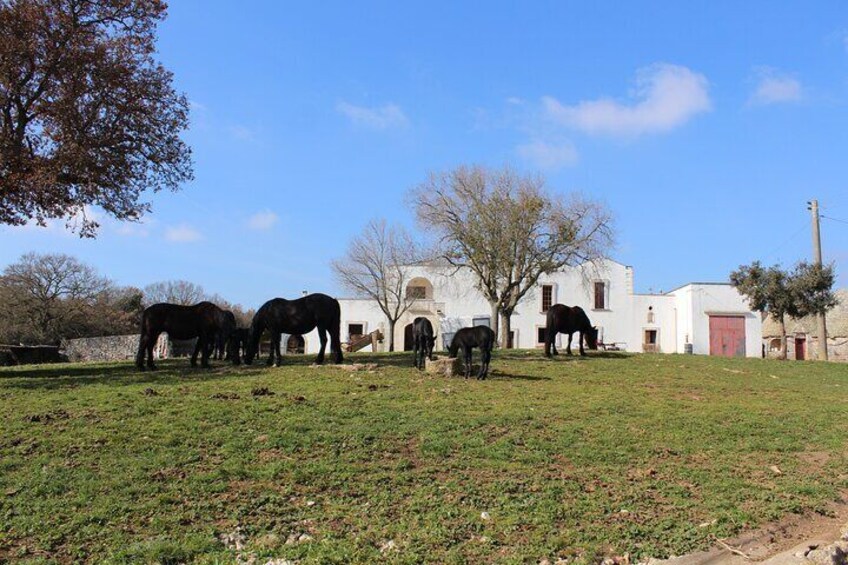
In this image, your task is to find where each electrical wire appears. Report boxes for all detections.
[821,214,848,225]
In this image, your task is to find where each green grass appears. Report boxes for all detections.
[1,351,847,564]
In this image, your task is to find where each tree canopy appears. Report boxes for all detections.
[0,0,193,236]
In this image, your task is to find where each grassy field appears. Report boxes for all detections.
[1,351,847,564]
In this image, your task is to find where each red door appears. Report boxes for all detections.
[709,316,746,357]
[795,338,805,361]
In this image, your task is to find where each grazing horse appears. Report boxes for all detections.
[206,310,237,361]
[243,293,343,366]
[448,326,495,379]
[412,317,436,370]
[136,302,236,370]
[228,328,250,362]
[544,304,598,357]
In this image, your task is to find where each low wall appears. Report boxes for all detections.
[63,334,170,362]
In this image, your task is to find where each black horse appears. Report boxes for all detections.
[544,304,599,357]
[412,317,436,370]
[244,293,343,366]
[136,301,236,370]
[228,327,250,362]
[206,310,237,361]
[448,326,495,379]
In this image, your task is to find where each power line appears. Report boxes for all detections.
[821,214,848,225]
[762,221,808,263]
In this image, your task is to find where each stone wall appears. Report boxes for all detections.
[63,334,169,362]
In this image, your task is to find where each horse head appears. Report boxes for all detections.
[585,326,599,350]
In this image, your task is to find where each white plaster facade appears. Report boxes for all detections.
[285,259,761,358]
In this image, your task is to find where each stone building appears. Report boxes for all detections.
[761,289,848,361]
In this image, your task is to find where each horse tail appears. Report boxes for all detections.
[329,298,343,363]
[544,308,555,357]
[248,306,267,357]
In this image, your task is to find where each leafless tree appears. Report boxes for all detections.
[143,280,207,306]
[331,219,422,351]
[0,252,112,343]
[0,0,193,236]
[410,165,614,348]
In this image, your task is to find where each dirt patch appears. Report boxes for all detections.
[645,494,848,564]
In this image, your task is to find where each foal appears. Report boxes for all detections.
[448,326,495,380]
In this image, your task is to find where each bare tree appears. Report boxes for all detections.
[331,219,422,352]
[0,252,111,343]
[410,165,614,347]
[0,0,193,236]
[143,280,207,306]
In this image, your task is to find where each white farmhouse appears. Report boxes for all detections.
[289,259,761,358]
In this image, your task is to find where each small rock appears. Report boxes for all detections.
[306,500,316,507]
[805,542,847,565]
[379,539,397,554]
[251,387,275,397]
[255,434,269,443]
[698,519,717,528]
[142,388,158,396]
[298,533,313,543]
[263,560,294,565]
[480,511,491,520]
[769,465,783,475]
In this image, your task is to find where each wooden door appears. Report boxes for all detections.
[709,316,746,357]
[794,338,806,361]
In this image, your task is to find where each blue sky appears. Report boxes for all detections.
[2,1,847,306]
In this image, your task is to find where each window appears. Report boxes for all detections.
[472,317,491,328]
[537,327,547,345]
[594,281,606,310]
[645,330,657,344]
[406,286,426,300]
[541,285,553,312]
[348,323,364,339]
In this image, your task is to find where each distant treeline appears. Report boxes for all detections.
[0,253,253,346]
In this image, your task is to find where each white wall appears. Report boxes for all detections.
[290,260,761,359]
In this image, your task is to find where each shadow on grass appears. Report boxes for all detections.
[0,359,259,390]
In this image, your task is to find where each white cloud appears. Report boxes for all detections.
[247,210,278,230]
[517,140,579,170]
[115,217,154,237]
[506,96,524,105]
[542,63,711,137]
[749,68,802,105]
[336,101,409,130]
[165,224,202,243]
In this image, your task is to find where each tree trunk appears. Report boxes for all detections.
[387,319,396,352]
[499,311,512,349]
[778,315,787,360]
[489,302,500,344]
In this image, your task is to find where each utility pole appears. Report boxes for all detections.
[808,199,828,361]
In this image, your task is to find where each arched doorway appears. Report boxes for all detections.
[403,323,414,351]
[286,334,305,354]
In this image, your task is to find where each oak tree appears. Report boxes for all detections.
[0,0,192,236]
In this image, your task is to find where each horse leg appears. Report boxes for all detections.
[191,338,202,367]
[479,345,492,380]
[147,332,159,370]
[329,325,343,364]
[136,333,148,370]
[200,334,212,368]
[464,346,472,379]
[274,333,283,367]
[266,331,277,366]
[579,331,587,356]
[315,327,327,365]
[566,333,574,356]
[544,327,554,358]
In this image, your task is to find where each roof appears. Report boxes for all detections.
[761,289,848,338]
